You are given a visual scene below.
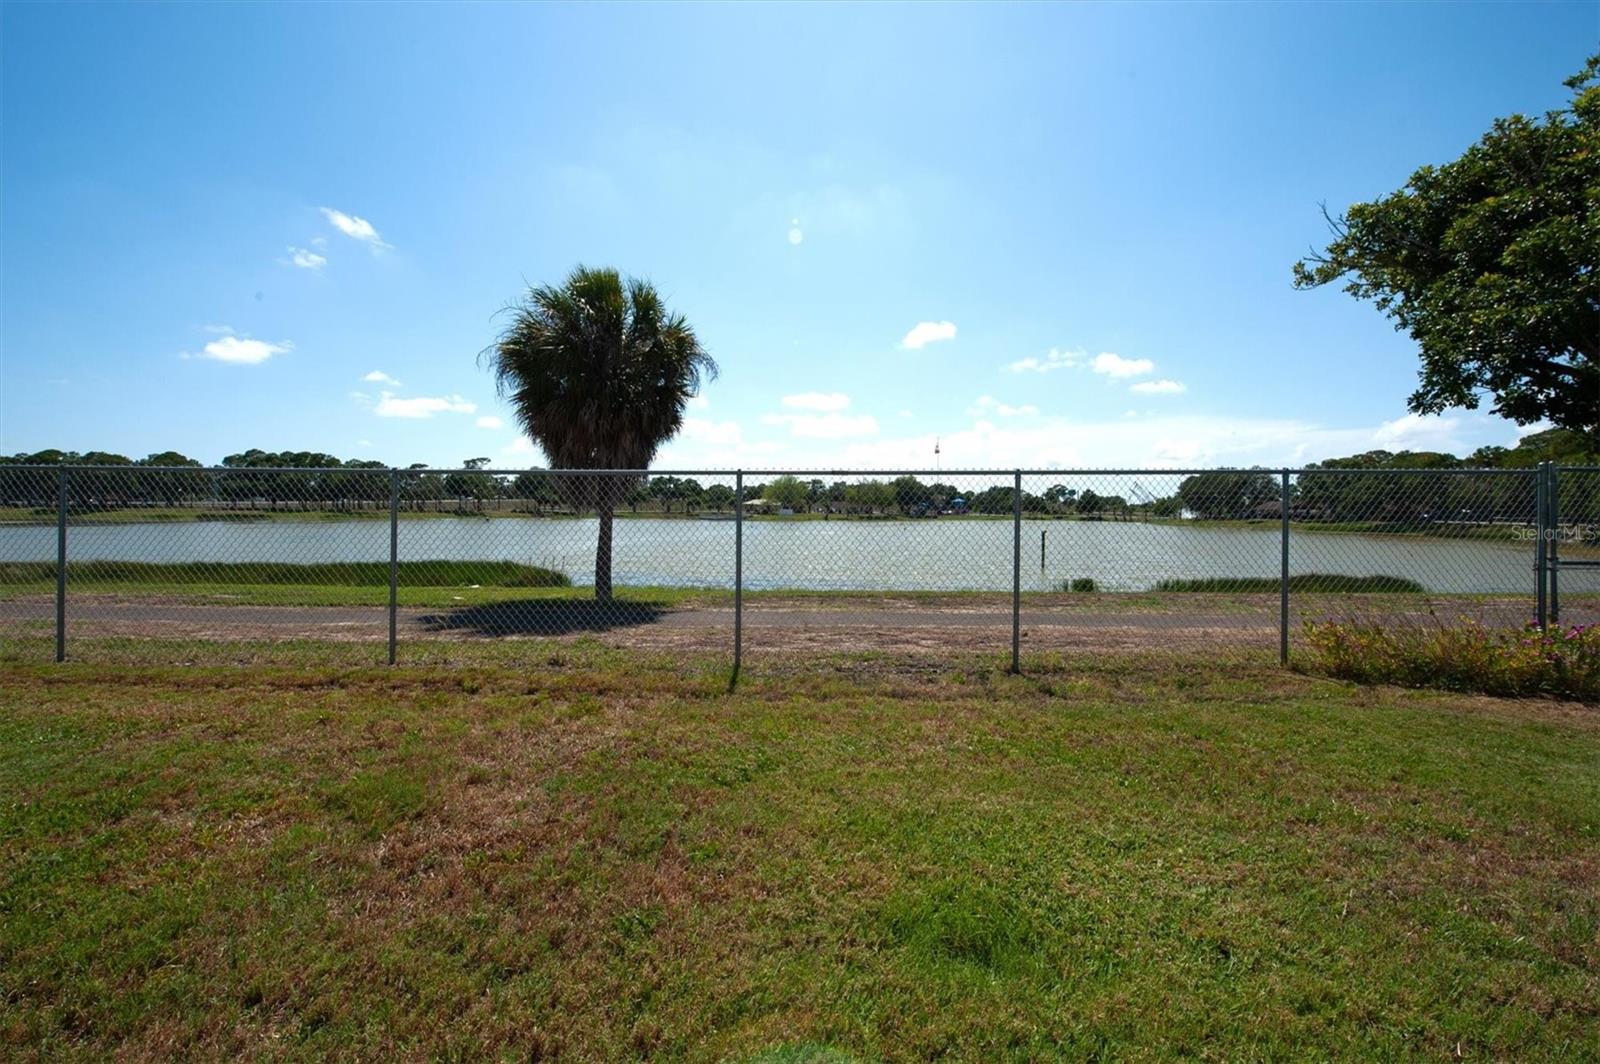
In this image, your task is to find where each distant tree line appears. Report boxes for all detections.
[3,428,1595,523]
[1172,429,1599,525]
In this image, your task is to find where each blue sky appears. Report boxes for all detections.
[2,2,1593,470]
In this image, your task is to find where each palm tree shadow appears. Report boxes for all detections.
[415,599,669,637]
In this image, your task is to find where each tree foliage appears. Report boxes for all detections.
[483,266,715,599]
[763,475,809,511]
[1294,55,1600,437]
[1175,470,1279,520]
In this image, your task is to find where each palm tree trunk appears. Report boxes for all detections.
[595,506,614,602]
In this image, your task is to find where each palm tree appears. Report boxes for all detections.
[484,267,716,601]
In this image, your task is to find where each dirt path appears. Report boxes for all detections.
[5,595,1592,656]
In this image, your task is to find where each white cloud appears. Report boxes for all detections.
[766,388,874,438]
[363,370,401,386]
[899,409,914,418]
[688,394,710,410]
[502,437,538,456]
[681,417,746,448]
[781,391,852,412]
[1090,352,1154,379]
[900,321,957,350]
[202,323,236,335]
[285,246,326,271]
[1370,413,1466,452]
[762,413,880,439]
[192,335,292,365]
[1007,347,1081,373]
[969,395,1039,418]
[787,218,804,245]
[476,415,504,429]
[320,207,389,248]
[1129,378,1186,395]
[659,407,1510,472]
[373,392,476,419]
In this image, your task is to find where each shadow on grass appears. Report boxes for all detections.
[414,598,670,637]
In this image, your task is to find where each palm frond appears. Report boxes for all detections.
[485,265,717,498]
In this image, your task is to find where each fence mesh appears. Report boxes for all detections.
[1551,468,1600,624]
[2,464,1595,670]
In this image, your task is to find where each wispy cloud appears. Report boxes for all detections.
[969,395,1039,418]
[502,437,538,456]
[781,391,851,412]
[762,413,879,439]
[687,394,710,411]
[763,391,876,437]
[1090,353,1154,379]
[363,370,401,386]
[900,321,957,350]
[284,246,326,271]
[1370,412,1467,451]
[1007,347,1080,373]
[660,406,1507,471]
[475,415,504,429]
[681,417,745,447]
[187,333,292,365]
[320,207,389,249]
[373,392,476,419]
[1129,378,1186,395]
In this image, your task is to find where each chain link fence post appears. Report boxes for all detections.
[1548,463,1560,623]
[1011,469,1021,674]
[1535,462,1548,628]
[1280,469,1290,665]
[55,465,68,663]
[388,468,399,666]
[734,470,744,682]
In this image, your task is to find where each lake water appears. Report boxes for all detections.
[0,515,1555,595]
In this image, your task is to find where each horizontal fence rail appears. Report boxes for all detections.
[1,464,1595,672]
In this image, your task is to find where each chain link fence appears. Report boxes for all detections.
[2,464,1595,670]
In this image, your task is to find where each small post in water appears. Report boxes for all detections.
[1279,469,1290,665]
[55,466,67,663]
[388,468,400,666]
[1011,469,1022,674]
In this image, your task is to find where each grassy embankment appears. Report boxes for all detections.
[0,561,1553,611]
[0,561,1470,611]
[0,561,578,608]
[0,649,1595,1058]
[1154,575,1425,593]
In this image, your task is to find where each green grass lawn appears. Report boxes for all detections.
[2,648,1596,1059]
